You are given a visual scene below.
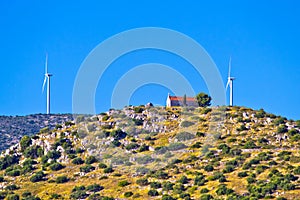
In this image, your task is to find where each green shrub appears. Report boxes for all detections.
[55,175,69,183]
[124,192,133,197]
[216,184,234,195]
[70,191,88,199]
[72,157,84,165]
[125,143,140,150]
[85,156,97,164]
[103,167,114,173]
[194,174,206,186]
[200,188,209,193]
[49,162,64,171]
[148,189,159,196]
[30,171,45,182]
[134,107,144,113]
[86,184,104,192]
[204,164,214,172]
[20,136,32,151]
[238,171,248,178]
[163,181,174,191]
[180,121,195,127]
[277,125,288,133]
[168,143,187,151]
[200,194,213,200]
[50,193,62,199]
[150,182,162,189]
[178,175,189,184]
[6,184,19,190]
[98,163,107,169]
[136,178,149,186]
[162,194,176,200]
[80,165,95,173]
[118,180,130,187]
[175,132,195,141]
[7,194,20,200]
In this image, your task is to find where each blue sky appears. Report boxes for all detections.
[0,1,299,119]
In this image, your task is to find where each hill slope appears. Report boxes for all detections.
[0,114,73,152]
[0,106,300,200]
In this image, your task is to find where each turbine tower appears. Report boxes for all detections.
[42,53,52,114]
[226,57,235,106]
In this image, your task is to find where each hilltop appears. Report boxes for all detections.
[0,114,73,152]
[0,106,300,200]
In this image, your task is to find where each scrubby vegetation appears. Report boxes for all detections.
[0,106,299,199]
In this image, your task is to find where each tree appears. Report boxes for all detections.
[196,93,212,107]
[183,94,187,106]
[20,136,32,151]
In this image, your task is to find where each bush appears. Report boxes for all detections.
[30,171,45,182]
[200,194,213,200]
[153,170,169,179]
[6,169,20,177]
[86,184,104,192]
[216,184,233,195]
[50,193,62,199]
[168,143,187,151]
[20,136,32,151]
[124,192,133,197]
[180,121,195,127]
[134,106,144,113]
[118,180,130,187]
[49,162,64,171]
[148,189,159,196]
[163,181,174,191]
[125,143,140,150]
[136,178,149,186]
[55,175,69,183]
[200,188,209,193]
[238,171,248,178]
[24,145,43,159]
[175,132,195,141]
[103,167,114,173]
[150,182,162,189]
[80,165,95,173]
[244,141,257,149]
[194,174,206,186]
[6,184,19,190]
[178,175,189,184]
[204,164,214,172]
[162,195,176,200]
[7,194,20,200]
[98,163,107,169]
[72,157,84,165]
[277,125,288,134]
[132,118,143,126]
[70,191,88,199]
[85,156,97,164]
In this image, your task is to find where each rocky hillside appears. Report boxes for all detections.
[0,106,300,200]
[0,114,73,152]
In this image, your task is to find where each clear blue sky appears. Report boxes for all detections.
[0,1,299,120]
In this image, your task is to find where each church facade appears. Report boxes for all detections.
[166,94,198,107]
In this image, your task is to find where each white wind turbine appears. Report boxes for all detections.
[226,57,235,106]
[42,53,52,114]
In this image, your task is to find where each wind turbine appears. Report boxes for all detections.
[226,57,235,106]
[42,53,52,114]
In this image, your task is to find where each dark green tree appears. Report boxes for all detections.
[196,93,212,107]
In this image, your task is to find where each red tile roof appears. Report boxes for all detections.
[169,96,196,102]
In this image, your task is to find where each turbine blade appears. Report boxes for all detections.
[225,80,230,91]
[42,76,47,93]
[228,56,232,78]
[45,53,48,74]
